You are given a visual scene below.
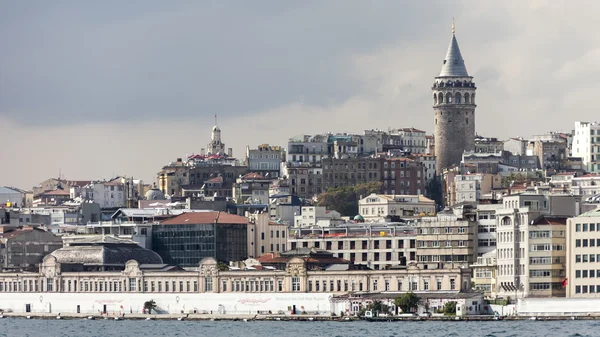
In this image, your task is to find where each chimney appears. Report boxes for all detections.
[228,148,233,157]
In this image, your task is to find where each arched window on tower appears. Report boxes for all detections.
[455,92,461,104]
[471,93,475,104]
[464,93,470,104]
[438,93,444,104]
[446,93,452,103]
[433,93,437,105]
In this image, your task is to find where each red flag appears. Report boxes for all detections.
[562,278,568,287]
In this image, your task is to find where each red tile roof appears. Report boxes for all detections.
[160,212,248,225]
[242,173,265,180]
[205,176,224,183]
[41,189,70,196]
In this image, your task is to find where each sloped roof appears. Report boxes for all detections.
[160,211,248,225]
[51,240,163,265]
[439,34,469,77]
[241,173,266,180]
[205,176,224,183]
[41,189,70,196]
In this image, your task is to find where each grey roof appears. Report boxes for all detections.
[51,240,163,266]
[438,34,469,77]
[0,186,21,195]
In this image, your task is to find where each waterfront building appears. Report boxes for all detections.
[288,223,417,270]
[470,251,497,298]
[0,254,472,316]
[154,212,248,268]
[358,193,436,221]
[415,206,477,269]
[494,193,574,300]
[566,208,600,298]
[475,204,502,257]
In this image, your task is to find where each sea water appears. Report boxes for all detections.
[0,318,596,337]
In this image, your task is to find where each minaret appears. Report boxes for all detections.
[433,20,476,173]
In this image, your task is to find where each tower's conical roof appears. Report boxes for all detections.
[439,34,469,77]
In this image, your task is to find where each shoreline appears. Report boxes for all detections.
[1,312,599,322]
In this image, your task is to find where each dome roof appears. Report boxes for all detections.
[212,125,221,132]
[353,215,364,221]
[50,237,163,266]
[145,188,165,200]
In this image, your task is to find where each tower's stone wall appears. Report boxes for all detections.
[433,77,476,172]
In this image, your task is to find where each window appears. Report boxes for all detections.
[373,280,378,291]
[129,278,136,292]
[205,277,213,292]
[423,279,429,291]
[450,279,456,290]
[292,277,300,292]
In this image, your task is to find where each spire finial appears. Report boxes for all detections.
[452,18,455,34]
[214,114,217,126]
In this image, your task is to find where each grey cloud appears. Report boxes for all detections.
[0,0,453,125]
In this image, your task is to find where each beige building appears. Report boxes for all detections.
[246,212,288,258]
[471,251,497,298]
[566,208,600,298]
[453,173,501,205]
[0,252,472,297]
[358,193,436,221]
[288,223,417,270]
[415,207,477,269]
[495,194,570,301]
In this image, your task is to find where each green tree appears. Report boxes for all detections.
[316,182,382,216]
[143,300,157,314]
[394,292,420,314]
[443,301,457,315]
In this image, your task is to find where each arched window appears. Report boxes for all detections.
[446,93,452,103]
[464,93,469,104]
[502,216,512,227]
[439,81,444,88]
[438,93,444,104]
[455,92,461,103]
[433,93,437,105]
[471,93,475,104]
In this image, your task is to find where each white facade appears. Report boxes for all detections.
[71,182,126,209]
[571,174,600,197]
[476,204,502,257]
[358,194,436,220]
[573,121,600,173]
[293,206,342,228]
[565,210,600,298]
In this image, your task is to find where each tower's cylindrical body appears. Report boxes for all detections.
[433,33,476,173]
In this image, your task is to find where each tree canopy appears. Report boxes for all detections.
[143,300,157,314]
[394,292,420,313]
[425,175,443,209]
[316,182,382,216]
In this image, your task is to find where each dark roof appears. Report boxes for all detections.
[51,239,163,266]
[530,215,568,226]
[160,211,248,225]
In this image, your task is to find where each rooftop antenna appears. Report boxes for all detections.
[214,114,217,126]
[452,17,455,34]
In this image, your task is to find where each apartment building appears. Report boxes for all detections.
[453,173,502,205]
[246,212,288,258]
[495,194,572,300]
[415,207,477,269]
[476,204,502,257]
[358,193,436,220]
[381,157,427,195]
[246,144,284,178]
[293,206,342,228]
[573,121,600,173]
[288,223,417,270]
[571,174,600,197]
[566,208,600,298]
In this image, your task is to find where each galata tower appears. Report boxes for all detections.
[433,22,476,173]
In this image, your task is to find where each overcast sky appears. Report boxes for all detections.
[1,1,598,189]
